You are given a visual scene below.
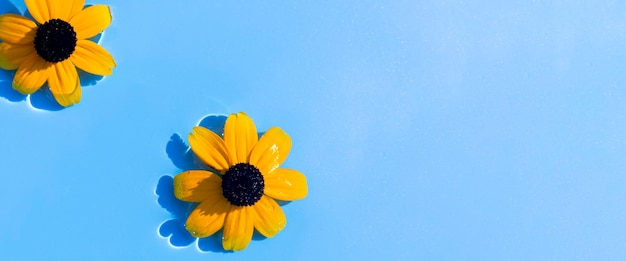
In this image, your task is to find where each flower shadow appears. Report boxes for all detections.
[157,114,280,252]
[157,115,229,253]
[2,68,105,111]
[156,175,198,247]
[0,69,24,103]
[0,2,105,110]
[28,70,106,111]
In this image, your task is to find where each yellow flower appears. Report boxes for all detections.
[174,112,308,251]
[0,0,116,107]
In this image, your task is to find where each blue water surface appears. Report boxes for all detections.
[1,0,626,260]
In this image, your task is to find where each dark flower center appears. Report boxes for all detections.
[222,163,264,207]
[34,19,77,63]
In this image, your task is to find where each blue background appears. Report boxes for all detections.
[1,0,626,260]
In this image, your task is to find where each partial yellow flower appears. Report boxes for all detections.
[0,0,116,107]
[174,112,308,251]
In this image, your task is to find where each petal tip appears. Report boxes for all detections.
[172,174,185,200]
[52,84,82,107]
[12,81,40,95]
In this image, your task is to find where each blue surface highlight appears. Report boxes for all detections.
[2,0,626,260]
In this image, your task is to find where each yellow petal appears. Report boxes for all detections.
[71,40,115,76]
[185,195,230,238]
[45,0,85,22]
[52,0,85,21]
[0,14,37,44]
[189,126,231,172]
[223,112,258,164]
[70,5,111,40]
[48,60,80,106]
[25,0,50,24]
[173,170,222,203]
[253,196,286,238]
[0,42,36,70]
[47,60,77,95]
[222,206,254,251]
[12,54,49,94]
[53,79,81,107]
[249,127,292,175]
[264,168,308,201]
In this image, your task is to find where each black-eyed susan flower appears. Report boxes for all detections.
[174,112,308,251]
[0,0,116,107]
